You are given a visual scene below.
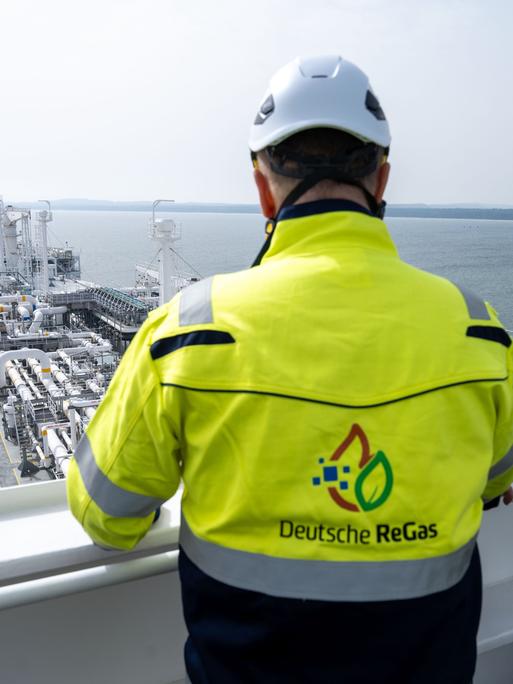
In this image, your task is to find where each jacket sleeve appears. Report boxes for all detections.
[66,306,181,550]
[483,339,513,503]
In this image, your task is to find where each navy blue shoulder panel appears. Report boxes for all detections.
[150,330,235,360]
[466,326,511,348]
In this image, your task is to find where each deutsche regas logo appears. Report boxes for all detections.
[312,424,393,512]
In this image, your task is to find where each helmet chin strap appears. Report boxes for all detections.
[251,171,386,267]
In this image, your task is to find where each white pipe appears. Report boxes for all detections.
[68,398,99,408]
[68,408,79,449]
[57,350,81,374]
[29,309,43,333]
[58,349,72,363]
[86,379,102,394]
[17,365,43,399]
[45,428,70,476]
[0,349,52,387]
[81,341,112,356]
[59,430,73,450]
[90,344,112,355]
[91,333,110,346]
[63,401,85,432]
[5,361,34,402]
[28,306,66,334]
[48,347,86,358]
[15,332,61,340]
[35,306,67,316]
[84,406,96,420]
[49,363,81,396]
[0,294,37,305]
[43,376,63,399]
[62,348,88,357]
[27,358,63,398]
[27,426,52,467]
[17,305,31,320]
[65,335,112,358]
[46,428,68,457]
[50,363,69,386]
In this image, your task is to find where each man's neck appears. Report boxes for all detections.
[293,183,370,211]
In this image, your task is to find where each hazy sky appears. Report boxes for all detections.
[1,0,512,205]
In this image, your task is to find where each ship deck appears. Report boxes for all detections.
[0,429,20,487]
[0,428,53,488]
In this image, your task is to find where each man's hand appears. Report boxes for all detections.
[502,486,513,505]
[483,486,513,510]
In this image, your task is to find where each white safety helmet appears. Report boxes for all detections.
[249,55,391,152]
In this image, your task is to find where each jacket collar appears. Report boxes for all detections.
[261,200,398,263]
[277,199,372,222]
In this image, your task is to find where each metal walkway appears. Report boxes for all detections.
[48,285,153,329]
[0,431,21,487]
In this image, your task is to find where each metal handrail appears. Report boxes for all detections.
[0,549,179,611]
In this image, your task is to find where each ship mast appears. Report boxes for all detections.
[150,198,181,306]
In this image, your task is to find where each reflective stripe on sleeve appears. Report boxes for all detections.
[179,277,213,326]
[488,444,513,482]
[179,516,476,601]
[74,433,164,517]
[452,282,490,320]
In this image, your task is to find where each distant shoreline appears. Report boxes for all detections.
[6,200,513,221]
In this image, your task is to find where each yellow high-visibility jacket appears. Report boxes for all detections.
[67,200,513,601]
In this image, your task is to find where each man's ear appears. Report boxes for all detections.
[254,169,277,219]
[375,161,390,203]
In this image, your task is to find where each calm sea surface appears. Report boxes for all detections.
[49,210,513,329]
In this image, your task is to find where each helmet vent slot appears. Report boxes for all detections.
[365,90,386,121]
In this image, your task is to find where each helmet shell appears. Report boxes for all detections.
[249,55,391,152]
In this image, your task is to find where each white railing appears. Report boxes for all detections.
[0,548,179,610]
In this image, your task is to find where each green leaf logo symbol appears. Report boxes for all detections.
[354,450,393,512]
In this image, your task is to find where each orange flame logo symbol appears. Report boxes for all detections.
[312,424,393,512]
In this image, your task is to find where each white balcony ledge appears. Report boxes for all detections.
[0,479,181,593]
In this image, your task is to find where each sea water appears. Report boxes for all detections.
[49,211,513,329]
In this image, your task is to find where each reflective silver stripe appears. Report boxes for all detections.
[489,444,513,481]
[74,433,164,517]
[452,282,490,320]
[180,516,476,601]
[179,277,213,326]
